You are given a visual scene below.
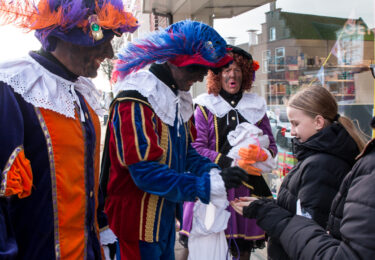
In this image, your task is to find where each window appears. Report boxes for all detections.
[279,112,289,123]
[269,27,276,41]
[262,50,271,73]
[275,47,285,71]
[214,0,375,146]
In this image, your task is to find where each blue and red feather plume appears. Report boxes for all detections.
[113,20,231,81]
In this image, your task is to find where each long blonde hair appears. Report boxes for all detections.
[287,85,366,151]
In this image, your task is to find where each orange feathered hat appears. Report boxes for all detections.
[0,0,139,51]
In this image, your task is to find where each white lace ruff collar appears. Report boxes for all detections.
[113,70,193,126]
[194,92,266,124]
[0,55,104,119]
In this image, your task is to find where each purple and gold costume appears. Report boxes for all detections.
[181,92,277,246]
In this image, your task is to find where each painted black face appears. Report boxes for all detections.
[221,61,242,95]
[170,64,209,91]
[55,36,114,78]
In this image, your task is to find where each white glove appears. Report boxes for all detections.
[100,228,117,260]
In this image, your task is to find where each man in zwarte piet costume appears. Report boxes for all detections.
[100,20,250,260]
[0,0,138,259]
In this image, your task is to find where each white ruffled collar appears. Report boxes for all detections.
[113,70,193,126]
[0,55,104,119]
[194,92,266,124]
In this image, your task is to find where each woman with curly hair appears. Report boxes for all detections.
[180,46,277,259]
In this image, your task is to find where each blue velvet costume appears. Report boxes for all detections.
[0,52,105,259]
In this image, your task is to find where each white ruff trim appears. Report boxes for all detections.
[194,92,266,124]
[0,56,104,118]
[113,70,193,126]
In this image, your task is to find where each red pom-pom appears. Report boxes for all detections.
[252,60,260,71]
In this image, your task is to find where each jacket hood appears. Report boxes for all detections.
[293,123,359,165]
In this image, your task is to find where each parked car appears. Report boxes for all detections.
[267,110,293,150]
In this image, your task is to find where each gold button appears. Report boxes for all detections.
[231,101,235,105]
[90,191,93,197]
[85,112,89,119]
[231,116,236,121]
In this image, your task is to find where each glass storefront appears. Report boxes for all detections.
[213,0,374,184]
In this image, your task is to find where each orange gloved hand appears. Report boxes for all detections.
[237,159,262,176]
[238,144,268,162]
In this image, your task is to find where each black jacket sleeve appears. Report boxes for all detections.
[243,199,293,238]
[278,172,375,260]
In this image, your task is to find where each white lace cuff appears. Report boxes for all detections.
[100,228,117,245]
[209,168,227,206]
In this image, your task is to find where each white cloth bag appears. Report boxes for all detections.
[188,169,230,260]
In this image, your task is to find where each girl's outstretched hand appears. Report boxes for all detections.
[230,196,259,215]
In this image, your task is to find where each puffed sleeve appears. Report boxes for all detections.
[0,84,32,199]
[257,114,278,157]
[111,101,211,203]
[192,105,233,168]
[185,118,219,176]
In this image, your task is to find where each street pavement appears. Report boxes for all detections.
[251,248,267,260]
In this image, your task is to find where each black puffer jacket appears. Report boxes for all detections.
[247,122,359,260]
[245,139,375,259]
